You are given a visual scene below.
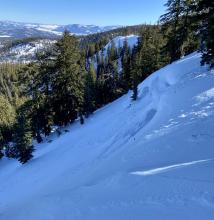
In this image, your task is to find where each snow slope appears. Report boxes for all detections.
[0,52,214,220]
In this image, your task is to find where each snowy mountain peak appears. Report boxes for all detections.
[0,20,121,39]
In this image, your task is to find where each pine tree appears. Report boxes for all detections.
[0,95,16,158]
[88,44,95,57]
[14,101,34,164]
[18,52,54,142]
[160,0,186,62]
[197,0,214,68]
[84,64,97,117]
[105,60,120,102]
[52,31,85,126]
[108,41,118,61]
[121,39,132,91]
[33,49,55,138]
[130,49,141,101]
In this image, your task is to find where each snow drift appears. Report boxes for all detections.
[0,52,214,220]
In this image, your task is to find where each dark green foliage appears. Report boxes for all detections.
[121,39,132,91]
[160,0,213,67]
[83,64,97,117]
[196,0,214,68]
[138,27,167,80]
[130,48,141,101]
[160,0,184,62]
[18,60,53,141]
[0,63,23,102]
[52,31,85,126]
[14,101,34,164]
[31,50,55,137]
[131,73,139,101]
[160,0,199,63]
[0,64,21,158]
[0,96,16,140]
[0,88,17,158]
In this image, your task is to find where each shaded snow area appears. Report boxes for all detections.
[0,52,214,220]
[0,39,56,63]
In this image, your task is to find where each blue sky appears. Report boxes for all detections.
[0,0,166,26]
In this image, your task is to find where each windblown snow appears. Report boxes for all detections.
[0,52,214,220]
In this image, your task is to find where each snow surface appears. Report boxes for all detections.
[0,52,214,220]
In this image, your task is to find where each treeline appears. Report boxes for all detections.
[160,0,214,66]
[0,0,213,164]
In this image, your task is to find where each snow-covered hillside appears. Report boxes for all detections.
[0,53,214,220]
[104,35,138,57]
[92,35,138,71]
[103,35,138,53]
[0,39,56,63]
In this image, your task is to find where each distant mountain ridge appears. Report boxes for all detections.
[0,21,121,39]
[0,35,138,64]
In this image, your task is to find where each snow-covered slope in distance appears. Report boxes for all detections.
[92,35,139,71]
[100,34,138,57]
[104,35,138,50]
[0,39,56,63]
[0,52,214,220]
